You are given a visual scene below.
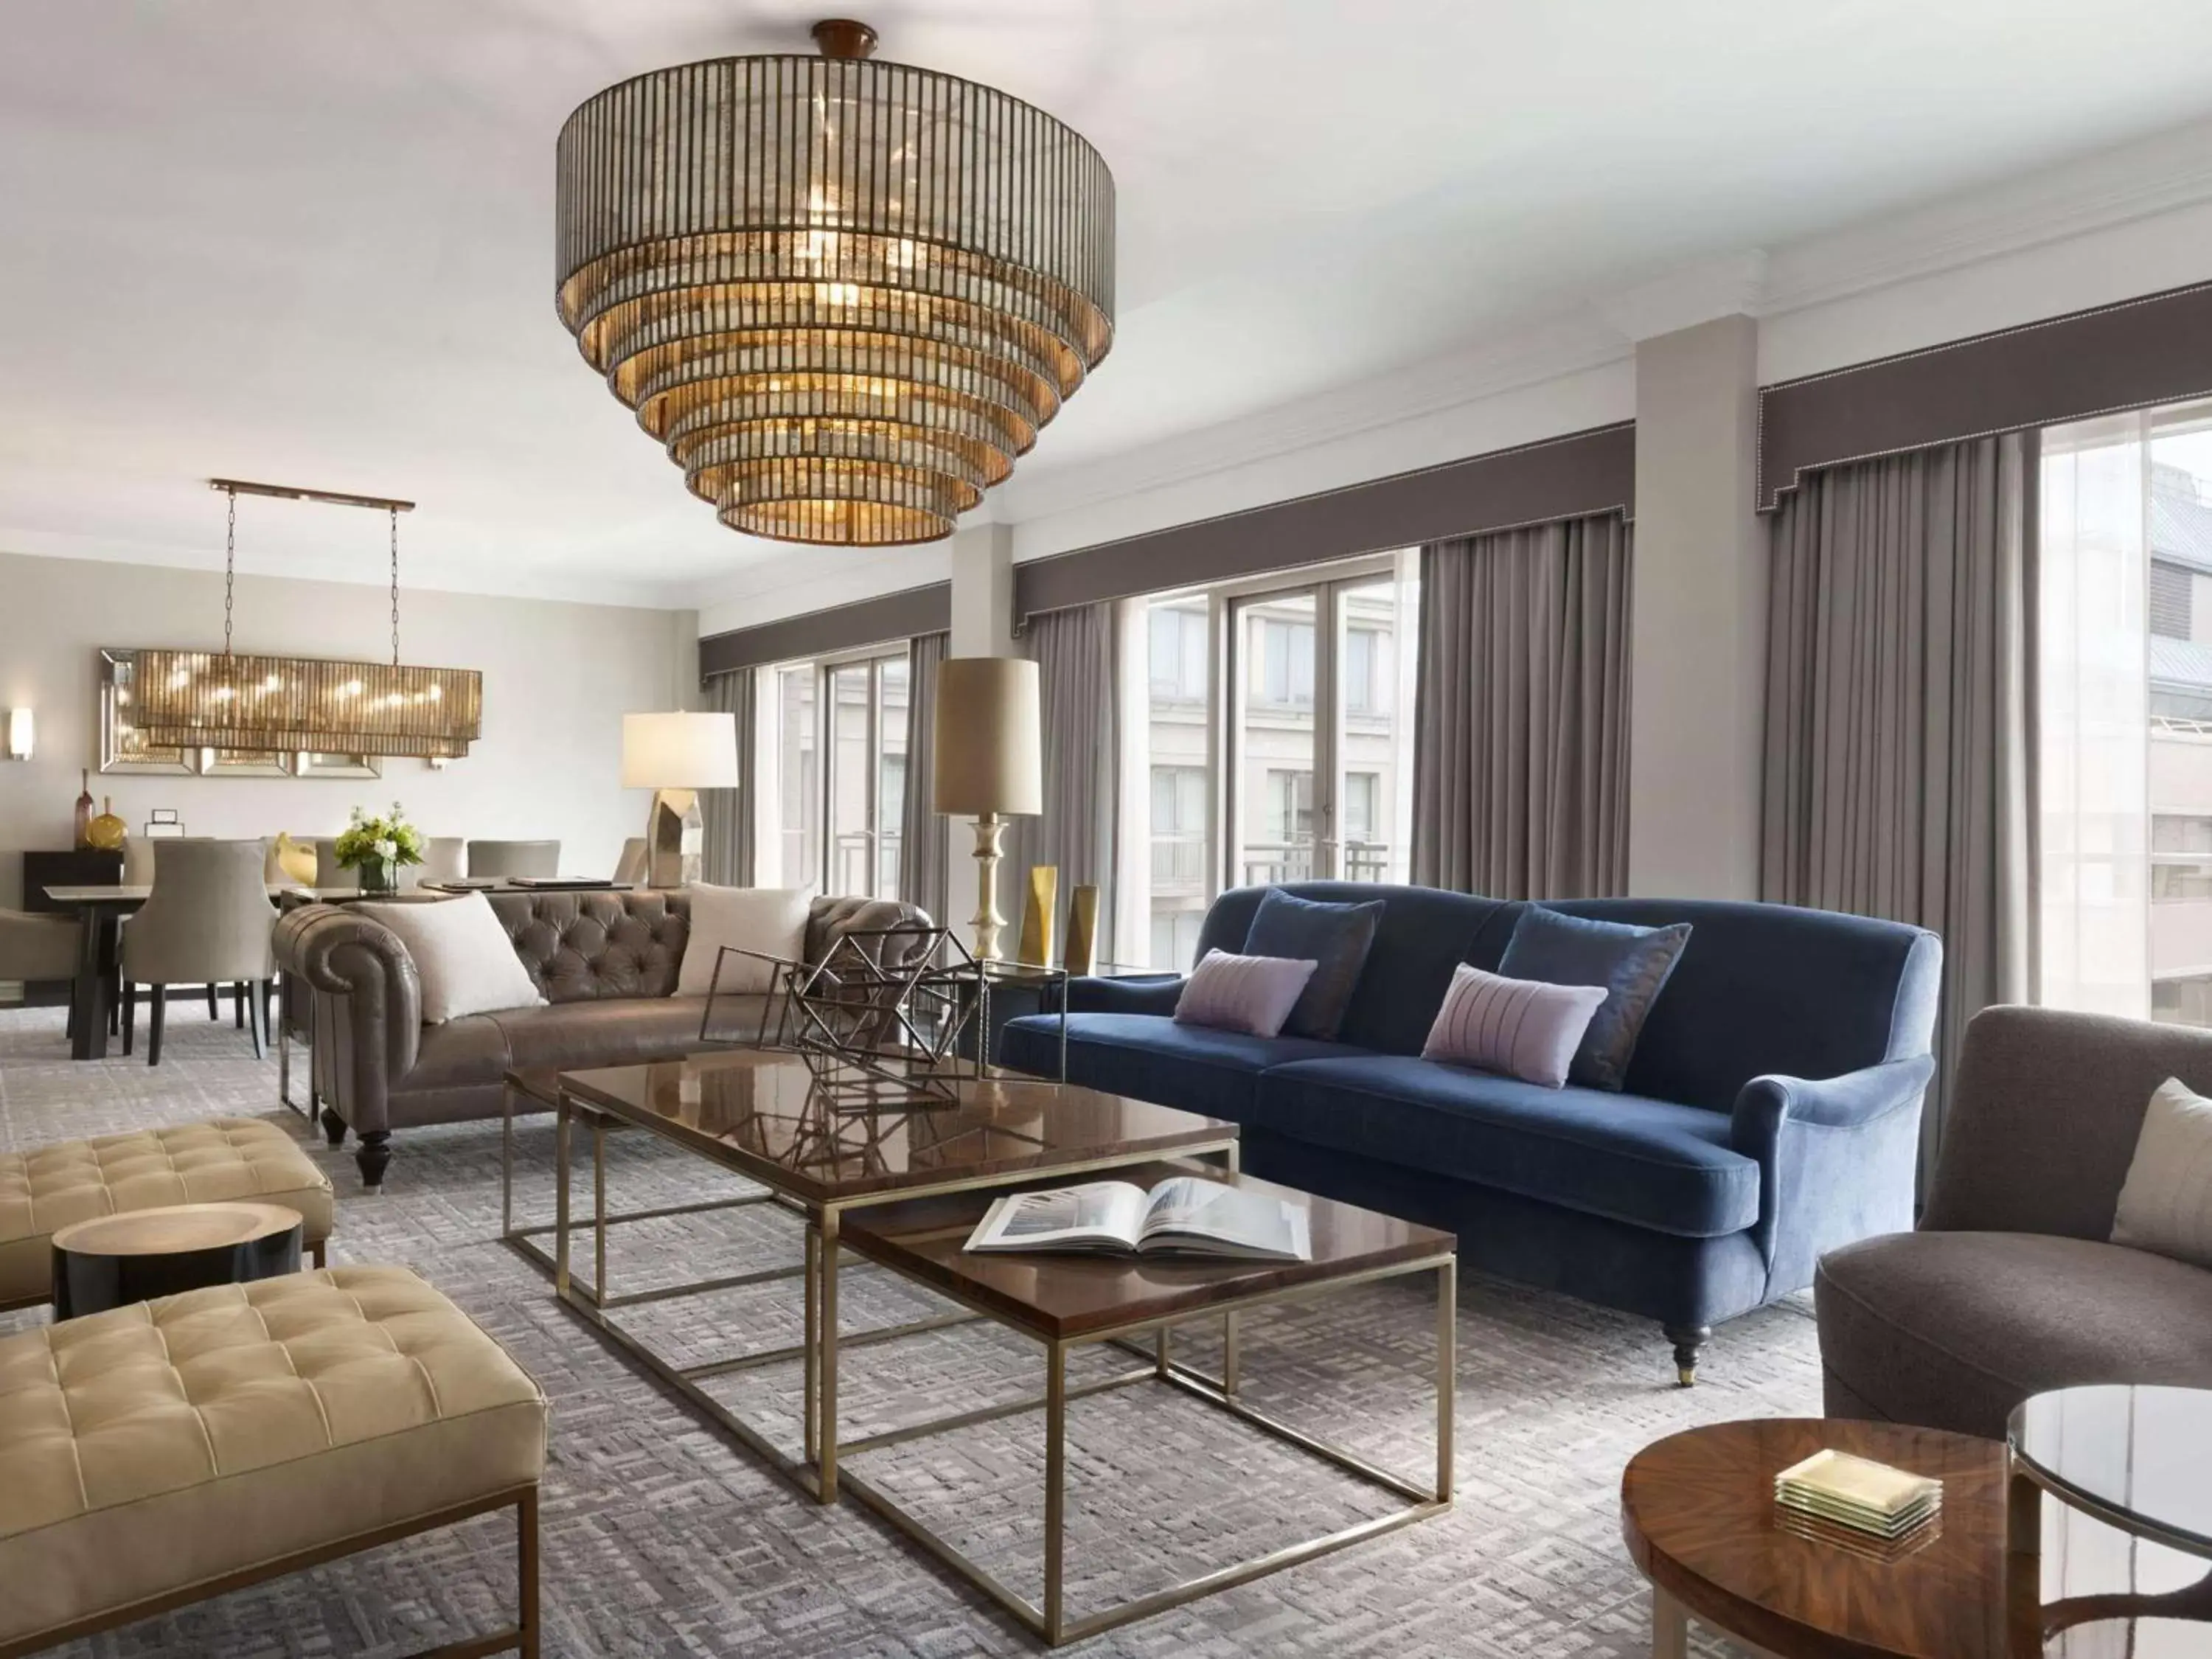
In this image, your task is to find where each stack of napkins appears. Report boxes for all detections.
[1774,1449,1941,1539]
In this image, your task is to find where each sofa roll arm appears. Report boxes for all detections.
[1730,1054,1934,1299]
[1064,973,1184,1017]
[273,904,422,1135]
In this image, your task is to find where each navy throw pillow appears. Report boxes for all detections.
[1496,905,1691,1091]
[1242,888,1385,1041]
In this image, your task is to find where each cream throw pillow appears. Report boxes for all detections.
[352,892,546,1025]
[678,883,815,995]
[2111,1077,2212,1269]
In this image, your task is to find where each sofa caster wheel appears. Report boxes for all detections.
[1665,1324,1711,1388]
[355,1131,391,1189]
[319,1107,347,1147]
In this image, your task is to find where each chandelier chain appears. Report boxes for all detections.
[389,507,400,667]
[223,487,237,658]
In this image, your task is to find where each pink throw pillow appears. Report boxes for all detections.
[1421,963,1610,1089]
[1173,950,1320,1039]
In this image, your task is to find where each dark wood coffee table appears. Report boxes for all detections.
[1621,1418,2008,1658]
[832,1164,1455,1645]
[548,1048,1239,1505]
[52,1200,305,1318]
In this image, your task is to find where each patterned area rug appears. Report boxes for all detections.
[0,1005,1806,1656]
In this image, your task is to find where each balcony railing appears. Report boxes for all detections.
[1238,840,1391,886]
[832,831,900,900]
[1150,834,1206,888]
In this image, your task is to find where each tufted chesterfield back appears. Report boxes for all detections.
[488,890,690,1002]
[483,890,934,1005]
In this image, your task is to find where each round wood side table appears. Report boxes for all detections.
[52,1200,305,1319]
[1621,1417,2008,1658]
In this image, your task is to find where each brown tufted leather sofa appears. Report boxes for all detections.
[274,889,929,1187]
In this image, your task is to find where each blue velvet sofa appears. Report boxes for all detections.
[998,882,1941,1382]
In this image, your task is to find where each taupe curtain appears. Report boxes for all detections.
[700,668,754,886]
[899,632,950,925]
[1761,431,2036,1177]
[1410,512,1632,898]
[1011,602,1119,961]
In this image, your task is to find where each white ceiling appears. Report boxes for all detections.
[10,0,2212,608]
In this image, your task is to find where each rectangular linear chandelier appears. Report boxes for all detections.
[131,480,483,760]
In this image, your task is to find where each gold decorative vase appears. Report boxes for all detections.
[1019,866,1058,968]
[85,797,127,852]
[1065,885,1100,975]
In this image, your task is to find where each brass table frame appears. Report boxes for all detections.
[541,1082,1240,1507]
[829,1235,1457,1645]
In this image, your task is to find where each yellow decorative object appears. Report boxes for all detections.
[85,797,126,850]
[1065,884,1100,976]
[274,832,318,885]
[1018,866,1057,968]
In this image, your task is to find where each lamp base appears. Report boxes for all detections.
[969,812,1008,961]
[646,788,703,888]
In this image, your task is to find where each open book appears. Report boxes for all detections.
[964,1175,1312,1262]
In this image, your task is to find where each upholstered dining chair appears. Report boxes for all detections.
[122,836,232,1023]
[0,908,83,1040]
[119,839,279,1065]
[411,835,467,888]
[467,839,559,879]
[313,838,358,892]
[613,837,648,886]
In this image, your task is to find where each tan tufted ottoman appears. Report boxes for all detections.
[0,1118,333,1311]
[0,1266,545,1656]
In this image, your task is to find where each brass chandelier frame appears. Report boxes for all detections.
[130,480,484,761]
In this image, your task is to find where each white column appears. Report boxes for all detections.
[1627,313,1767,899]
[944,524,1017,945]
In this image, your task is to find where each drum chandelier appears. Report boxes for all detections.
[554,18,1115,547]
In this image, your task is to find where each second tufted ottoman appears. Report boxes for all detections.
[0,1118,333,1312]
[0,1265,545,1656]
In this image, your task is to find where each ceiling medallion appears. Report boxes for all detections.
[554,17,1116,547]
[131,481,484,760]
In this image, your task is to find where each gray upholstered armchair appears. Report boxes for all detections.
[1817,1004,2212,1437]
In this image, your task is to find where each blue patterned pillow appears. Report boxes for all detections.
[1243,888,1385,1041]
[1496,905,1691,1091]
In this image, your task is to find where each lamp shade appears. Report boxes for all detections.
[932,658,1041,816]
[4,708,29,760]
[622,712,740,789]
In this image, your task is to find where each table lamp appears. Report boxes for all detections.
[622,712,740,887]
[931,658,1041,960]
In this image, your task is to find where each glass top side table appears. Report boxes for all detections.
[2009,1384,2212,1557]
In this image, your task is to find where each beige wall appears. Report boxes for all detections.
[0,549,694,909]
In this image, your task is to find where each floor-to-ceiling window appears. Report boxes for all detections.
[2041,400,2212,1025]
[749,647,908,900]
[1122,554,1416,968]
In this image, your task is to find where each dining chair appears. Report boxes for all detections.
[613,837,648,886]
[467,840,559,879]
[313,838,358,892]
[120,837,229,1022]
[0,909,83,1041]
[119,839,279,1065]
[412,836,467,887]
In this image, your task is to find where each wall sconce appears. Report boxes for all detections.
[4,708,31,761]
